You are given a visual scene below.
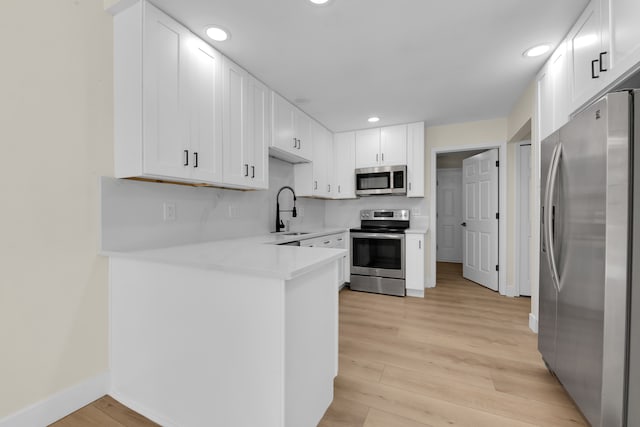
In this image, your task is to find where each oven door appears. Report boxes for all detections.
[350,232,405,279]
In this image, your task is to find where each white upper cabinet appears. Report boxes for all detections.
[222,57,270,189]
[114,1,223,184]
[537,41,570,141]
[294,121,332,197]
[355,128,381,168]
[602,0,640,83]
[568,0,606,111]
[355,125,407,169]
[380,125,407,166]
[406,122,424,198]
[271,93,313,162]
[332,132,356,199]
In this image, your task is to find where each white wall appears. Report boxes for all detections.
[101,158,325,251]
[0,0,113,419]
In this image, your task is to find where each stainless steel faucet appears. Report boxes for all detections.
[276,186,297,232]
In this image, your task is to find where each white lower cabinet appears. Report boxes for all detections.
[300,232,349,286]
[405,233,426,297]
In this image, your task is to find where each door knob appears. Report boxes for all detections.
[461,222,467,227]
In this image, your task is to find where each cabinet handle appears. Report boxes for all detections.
[599,51,608,72]
[376,153,379,162]
[297,139,301,150]
[337,238,343,241]
[244,164,249,177]
[382,153,384,162]
[193,152,198,168]
[314,180,318,190]
[324,241,331,245]
[338,185,341,193]
[251,165,255,178]
[293,137,297,148]
[419,240,422,249]
[328,184,331,192]
[591,59,600,79]
[408,182,412,191]
[184,150,189,166]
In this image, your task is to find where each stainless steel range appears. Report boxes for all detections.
[350,209,410,297]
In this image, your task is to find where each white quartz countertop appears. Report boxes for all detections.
[103,228,348,281]
[405,227,429,234]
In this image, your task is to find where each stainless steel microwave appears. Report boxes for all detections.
[355,165,407,196]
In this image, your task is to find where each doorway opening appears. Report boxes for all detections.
[430,142,508,295]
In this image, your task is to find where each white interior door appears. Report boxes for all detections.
[518,145,531,296]
[462,149,499,290]
[436,168,463,262]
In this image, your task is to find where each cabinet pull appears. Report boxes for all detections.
[599,51,608,72]
[328,184,331,192]
[408,182,412,191]
[419,240,422,249]
[251,165,255,178]
[314,180,318,190]
[293,137,297,148]
[184,150,189,166]
[591,59,600,79]
[382,153,384,162]
[338,185,341,193]
[376,153,379,162]
[324,241,331,245]
[297,139,301,150]
[193,152,198,168]
[244,164,249,177]
[337,238,343,241]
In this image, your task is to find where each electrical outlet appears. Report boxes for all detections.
[163,202,176,222]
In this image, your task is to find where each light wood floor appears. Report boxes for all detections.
[51,262,586,426]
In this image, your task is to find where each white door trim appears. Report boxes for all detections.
[515,142,532,297]
[429,141,508,295]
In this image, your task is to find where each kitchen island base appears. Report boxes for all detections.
[109,257,339,427]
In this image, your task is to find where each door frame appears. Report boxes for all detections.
[429,142,508,295]
[436,168,463,263]
[515,141,532,296]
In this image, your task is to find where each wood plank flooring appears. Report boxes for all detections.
[51,262,586,426]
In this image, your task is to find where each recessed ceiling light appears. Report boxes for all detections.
[309,0,330,4]
[523,44,551,58]
[206,26,229,42]
[368,117,380,123]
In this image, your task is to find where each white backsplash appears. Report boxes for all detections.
[101,158,325,251]
[324,196,428,229]
[101,157,427,251]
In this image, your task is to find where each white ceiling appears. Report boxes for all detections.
[152,0,588,132]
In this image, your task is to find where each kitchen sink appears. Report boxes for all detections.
[282,232,310,236]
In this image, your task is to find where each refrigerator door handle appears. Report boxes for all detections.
[546,143,563,292]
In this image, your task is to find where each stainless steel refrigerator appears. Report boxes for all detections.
[539,89,640,427]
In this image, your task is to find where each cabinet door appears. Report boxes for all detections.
[604,0,640,82]
[188,37,223,183]
[333,132,356,199]
[310,122,327,196]
[380,125,407,166]
[272,92,297,153]
[407,122,424,197]
[222,57,249,186]
[536,64,555,141]
[355,128,381,168]
[550,41,570,132]
[142,3,189,179]
[295,111,313,160]
[247,77,270,189]
[405,234,425,295]
[569,0,605,110]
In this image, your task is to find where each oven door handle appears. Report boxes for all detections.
[351,232,405,240]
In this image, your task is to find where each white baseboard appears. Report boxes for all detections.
[0,372,109,427]
[529,313,539,333]
[406,289,424,298]
[109,391,180,427]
